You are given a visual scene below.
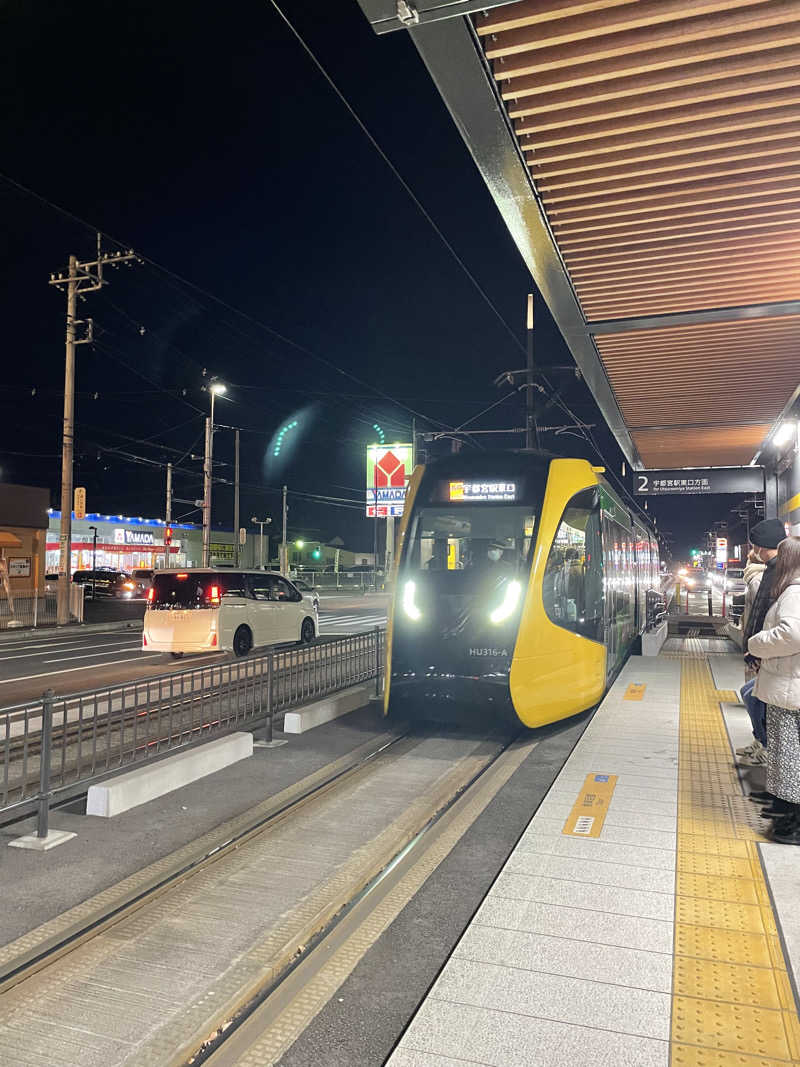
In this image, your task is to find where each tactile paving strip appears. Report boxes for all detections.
[672,655,800,1065]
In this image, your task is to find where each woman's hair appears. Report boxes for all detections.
[770,536,800,601]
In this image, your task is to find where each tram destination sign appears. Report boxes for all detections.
[634,466,765,496]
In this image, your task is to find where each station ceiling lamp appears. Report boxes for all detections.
[773,422,797,449]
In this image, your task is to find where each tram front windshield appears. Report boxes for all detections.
[405,506,536,579]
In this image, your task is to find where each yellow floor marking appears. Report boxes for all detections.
[561,772,618,838]
[672,655,800,1065]
[624,682,647,700]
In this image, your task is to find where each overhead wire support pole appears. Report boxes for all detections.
[525,293,537,451]
[234,429,240,568]
[49,242,138,624]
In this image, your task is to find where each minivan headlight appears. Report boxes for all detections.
[402,580,422,621]
[490,580,522,624]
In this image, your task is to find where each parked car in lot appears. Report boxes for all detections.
[72,569,143,599]
[142,569,318,657]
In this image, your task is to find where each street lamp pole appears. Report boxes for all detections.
[202,381,226,567]
[251,517,272,569]
[88,525,98,601]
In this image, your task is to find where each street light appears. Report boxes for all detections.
[251,516,272,569]
[202,380,227,567]
[88,525,98,600]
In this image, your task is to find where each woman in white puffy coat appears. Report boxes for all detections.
[748,536,800,844]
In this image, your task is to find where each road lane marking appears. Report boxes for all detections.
[42,648,146,665]
[0,639,142,662]
[0,657,157,684]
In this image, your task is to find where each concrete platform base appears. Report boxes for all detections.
[86,732,253,818]
[642,619,668,655]
[283,682,376,734]
[254,738,290,748]
[9,829,77,851]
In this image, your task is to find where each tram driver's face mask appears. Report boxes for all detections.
[488,548,503,563]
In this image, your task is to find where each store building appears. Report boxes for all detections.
[0,483,50,592]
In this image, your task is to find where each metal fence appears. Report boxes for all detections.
[1,629,385,835]
[0,584,85,631]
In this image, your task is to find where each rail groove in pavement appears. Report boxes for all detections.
[0,726,517,1067]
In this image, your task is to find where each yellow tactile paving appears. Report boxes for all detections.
[672,655,800,1065]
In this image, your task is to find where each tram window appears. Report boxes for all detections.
[405,507,535,575]
[542,490,603,642]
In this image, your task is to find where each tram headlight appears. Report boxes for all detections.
[402,580,422,621]
[490,580,522,624]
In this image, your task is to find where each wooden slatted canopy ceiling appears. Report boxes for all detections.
[472,0,800,467]
[356,0,800,469]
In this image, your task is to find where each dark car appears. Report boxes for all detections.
[72,569,141,599]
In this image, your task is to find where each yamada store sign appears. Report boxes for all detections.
[366,443,412,518]
[113,528,159,546]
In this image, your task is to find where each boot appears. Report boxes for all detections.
[749,790,775,804]
[760,797,794,817]
[772,805,800,845]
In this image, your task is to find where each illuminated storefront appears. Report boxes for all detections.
[45,512,197,573]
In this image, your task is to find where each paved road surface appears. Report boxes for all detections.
[0,597,388,708]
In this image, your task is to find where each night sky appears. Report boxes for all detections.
[0,0,741,556]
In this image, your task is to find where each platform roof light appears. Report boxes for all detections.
[773,421,797,449]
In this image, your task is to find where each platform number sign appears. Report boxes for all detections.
[634,467,764,496]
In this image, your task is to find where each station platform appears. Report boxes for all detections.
[388,643,800,1067]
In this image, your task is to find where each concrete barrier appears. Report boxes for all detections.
[86,732,253,817]
[642,620,668,656]
[282,682,376,734]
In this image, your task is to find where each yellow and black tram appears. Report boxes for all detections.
[385,453,660,729]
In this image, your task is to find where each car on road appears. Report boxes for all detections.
[291,577,320,611]
[683,569,712,591]
[131,568,154,592]
[142,568,318,657]
[72,569,143,599]
[722,566,745,597]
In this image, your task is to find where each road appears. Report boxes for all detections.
[0,596,389,709]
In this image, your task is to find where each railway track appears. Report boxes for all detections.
[0,725,534,1067]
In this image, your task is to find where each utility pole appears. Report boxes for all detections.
[280,485,288,575]
[164,462,172,570]
[165,462,173,525]
[233,429,240,567]
[525,292,536,451]
[49,242,138,624]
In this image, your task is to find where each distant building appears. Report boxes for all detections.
[45,512,258,572]
[0,483,50,592]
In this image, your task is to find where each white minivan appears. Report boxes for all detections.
[142,569,318,657]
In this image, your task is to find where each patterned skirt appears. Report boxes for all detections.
[766,704,800,803]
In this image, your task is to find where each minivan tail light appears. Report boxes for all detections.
[176,573,188,580]
[209,585,220,604]
[147,587,155,602]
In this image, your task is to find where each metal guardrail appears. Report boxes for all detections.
[1,629,385,836]
[0,584,85,631]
